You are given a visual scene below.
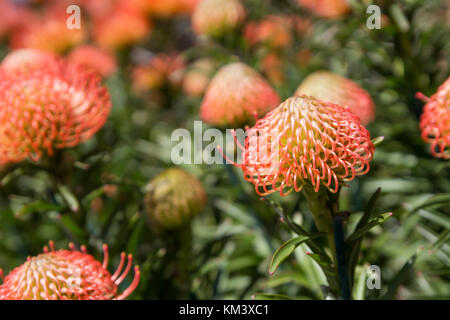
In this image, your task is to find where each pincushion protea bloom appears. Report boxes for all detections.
[418,77,450,159]
[132,53,185,92]
[297,0,351,19]
[231,95,374,196]
[200,62,280,128]
[68,45,118,78]
[0,51,111,164]
[10,8,86,54]
[244,15,293,49]
[0,241,140,300]
[0,48,58,74]
[145,168,207,230]
[295,71,375,125]
[93,8,151,50]
[182,58,216,97]
[192,0,245,37]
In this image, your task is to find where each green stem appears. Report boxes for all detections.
[302,186,342,296]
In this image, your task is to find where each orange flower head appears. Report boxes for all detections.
[200,62,280,128]
[297,0,351,19]
[233,95,374,196]
[418,77,450,159]
[93,9,151,50]
[182,58,216,97]
[0,49,59,74]
[10,8,86,54]
[261,53,285,86]
[68,45,118,78]
[192,0,245,37]
[295,71,375,125]
[0,241,140,300]
[0,52,111,164]
[244,15,293,49]
[132,53,185,92]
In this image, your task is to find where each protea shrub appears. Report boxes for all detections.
[0,242,140,300]
[200,62,280,128]
[144,168,207,230]
[0,50,111,164]
[295,71,375,125]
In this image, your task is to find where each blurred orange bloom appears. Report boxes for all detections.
[297,0,351,19]
[419,77,450,159]
[295,71,375,125]
[192,0,245,37]
[132,53,185,92]
[200,62,280,128]
[68,45,117,78]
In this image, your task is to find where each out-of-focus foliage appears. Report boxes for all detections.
[0,0,448,300]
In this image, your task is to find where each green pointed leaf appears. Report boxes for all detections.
[381,252,418,300]
[306,253,336,277]
[269,235,310,275]
[346,212,392,244]
[417,209,450,229]
[431,230,450,252]
[57,185,80,212]
[15,201,63,218]
[411,193,450,212]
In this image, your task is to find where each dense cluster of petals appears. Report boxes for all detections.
[234,95,374,196]
[297,0,351,19]
[200,62,280,128]
[419,77,450,159]
[0,241,140,300]
[192,0,245,37]
[0,50,111,164]
[145,168,207,230]
[295,71,375,125]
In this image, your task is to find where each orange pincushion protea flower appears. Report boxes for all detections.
[10,8,86,54]
[93,8,151,50]
[232,95,374,196]
[192,0,245,37]
[0,52,111,164]
[200,62,280,128]
[418,77,450,159]
[295,71,375,125]
[0,241,140,300]
[132,53,185,92]
[244,15,293,49]
[68,45,118,78]
[0,49,58,74]
[297,0,351,19]
[182,58,216,97]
